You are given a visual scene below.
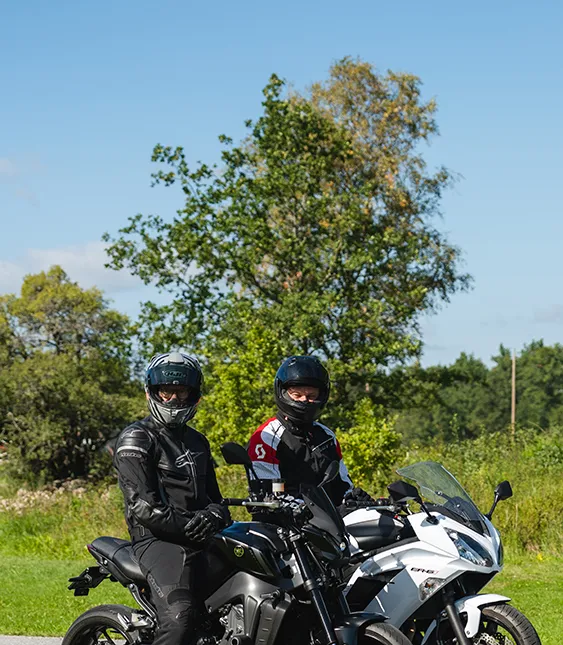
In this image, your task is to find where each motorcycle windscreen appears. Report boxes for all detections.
[397,461,489,536]
[301,485,347,542]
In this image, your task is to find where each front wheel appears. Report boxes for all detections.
[62,604,149,645]
[474,604,541,645]
[364,623,415,645]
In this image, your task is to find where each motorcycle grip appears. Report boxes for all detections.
[222,498,247,506]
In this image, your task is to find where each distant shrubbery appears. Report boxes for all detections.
[1,426,561,559]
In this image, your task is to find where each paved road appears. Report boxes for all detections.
[0,639,62,644]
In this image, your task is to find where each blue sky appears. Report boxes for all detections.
[1,0,562,366]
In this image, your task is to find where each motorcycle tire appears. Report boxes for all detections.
[62,603,144,645]
[364,623,414,645]
[477,604,541,645]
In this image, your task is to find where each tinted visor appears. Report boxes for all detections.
[147,363,201,389]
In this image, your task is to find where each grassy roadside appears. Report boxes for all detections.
[0,556,130,636]
[0,554,560,642]
[487,556,563,641]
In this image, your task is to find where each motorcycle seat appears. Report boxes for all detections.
[346,515,401,551]
[90,536,146,585]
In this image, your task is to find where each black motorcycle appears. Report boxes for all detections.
[63,443,411,645]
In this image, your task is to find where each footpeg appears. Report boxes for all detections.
[117,611,155,632]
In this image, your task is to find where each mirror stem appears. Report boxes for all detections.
[418,499,439,525]
[485,494,500,520]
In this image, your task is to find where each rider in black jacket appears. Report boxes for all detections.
[114,352,230,645]
[247,355,374,509]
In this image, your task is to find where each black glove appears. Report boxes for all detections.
[344,487,375,504]
[184,504,232,543]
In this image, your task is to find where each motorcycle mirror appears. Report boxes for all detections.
[495,480,513,501]
[220,442,252,467]
[319,460,340,488]
[486,480,513,520]
[388,480,439,525]
[387,480,420,503]
[220,442,263,493]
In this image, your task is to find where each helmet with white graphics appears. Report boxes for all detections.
[145,352,203,427]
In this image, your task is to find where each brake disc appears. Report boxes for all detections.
[473,632,511,645]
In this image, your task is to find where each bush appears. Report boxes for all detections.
[337,399,404,492]
[3,353,144,484]
[1,423,562,559]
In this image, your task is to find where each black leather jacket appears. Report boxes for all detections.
[114,416,222,545]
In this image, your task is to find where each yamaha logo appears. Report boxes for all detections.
[234,546,245,558]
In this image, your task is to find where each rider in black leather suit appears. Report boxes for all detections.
[114,352,231,645]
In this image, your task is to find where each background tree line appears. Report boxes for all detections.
[1,58,561,486]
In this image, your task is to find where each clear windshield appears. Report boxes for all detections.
[396,461,489,536]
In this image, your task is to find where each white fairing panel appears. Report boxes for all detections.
[344,509,502,628]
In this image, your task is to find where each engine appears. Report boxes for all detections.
[218,603,245,645]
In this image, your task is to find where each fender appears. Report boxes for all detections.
[420,594,511,644]
[333,611,387,645]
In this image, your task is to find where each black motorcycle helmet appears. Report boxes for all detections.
[145,352,203,427]
[274,355,330,425]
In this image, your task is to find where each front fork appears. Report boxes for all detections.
[289,532,339,645]
[441,589,471,645]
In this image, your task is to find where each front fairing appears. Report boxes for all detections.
[407,511,502,573]
[345,511,502,627]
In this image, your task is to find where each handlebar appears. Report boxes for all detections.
[221,497,282,509]
[221,498,246,506]
[344,500,397,511]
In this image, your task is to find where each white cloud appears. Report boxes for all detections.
[0,158,17,176]
[0,241,145,296]
[533,305,563,325]
[0,260,25,293]
[0,156,39,205]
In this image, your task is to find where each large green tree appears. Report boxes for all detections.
[105,59,469,437]
[0,267,143,483]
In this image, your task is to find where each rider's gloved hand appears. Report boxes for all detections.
[184,504,232,543]
[344,487,375,504]
[275,493,304,511]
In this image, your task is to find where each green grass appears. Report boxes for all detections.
[0,556,131,636]
[0,554,560,641]
[487,556,563,643]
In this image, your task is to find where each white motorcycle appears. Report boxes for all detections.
[341,461,541,645]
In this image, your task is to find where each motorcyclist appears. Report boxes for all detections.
[114,352,231,645]
[247,355,374,509]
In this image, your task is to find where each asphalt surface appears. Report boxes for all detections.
[0,639,63,644]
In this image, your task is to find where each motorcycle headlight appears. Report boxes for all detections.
[446,528,493,567]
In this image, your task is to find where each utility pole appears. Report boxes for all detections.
[511,349,516,436]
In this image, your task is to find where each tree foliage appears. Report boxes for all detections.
[395,340,563,443]
[337,399,403,491]
[105,59,469,424]
[0,267,143,483]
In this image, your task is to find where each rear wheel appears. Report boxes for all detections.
[62,604,150,645]
[364,623,415,645]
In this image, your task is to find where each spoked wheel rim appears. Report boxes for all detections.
[73,623,134,645]
[473,618,521,645]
